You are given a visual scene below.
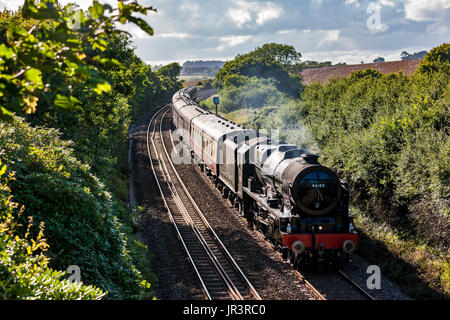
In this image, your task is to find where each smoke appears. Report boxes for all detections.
[218,76,284,112]
[217,79,320,154]
[259,101,320,154]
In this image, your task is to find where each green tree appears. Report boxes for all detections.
[0,159,105,299]
[0,1,166,299]
[251,43,302,72]
[157,62,181,82]
[416,43,449,74]
[297,44,449,252]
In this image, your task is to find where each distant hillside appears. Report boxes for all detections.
[182,60,225,77]
[301,59,422,85]
[183,60,225,68]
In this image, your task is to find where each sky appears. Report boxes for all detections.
[1,0,449,66]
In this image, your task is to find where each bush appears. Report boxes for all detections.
[0,159,105,300]
[214,43,303,97]
[212,42,450,297]
[0,117,154,299]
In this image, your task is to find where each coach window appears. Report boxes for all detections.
[212,141,217,160]
[208,139,213,157]
[196,128,201,147]
[198,129,202,147]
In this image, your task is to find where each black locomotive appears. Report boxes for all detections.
[172,87,358,270]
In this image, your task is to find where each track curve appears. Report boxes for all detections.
[147,105,261,300]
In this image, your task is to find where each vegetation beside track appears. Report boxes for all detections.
[0,1,181,299]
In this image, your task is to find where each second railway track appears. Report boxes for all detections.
[147,105,261,300]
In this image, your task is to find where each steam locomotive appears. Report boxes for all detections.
[171,87,358,270]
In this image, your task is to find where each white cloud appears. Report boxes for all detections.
[366,2,391,34]
[219,35,253,47]
[157,33,191,39]
[0,0,23,10]
[319,29,340,45]
[227,7,252,28]
[2,0,448,68]
[345,0,360,7]
[277,29,296,34]
[227,0,283,28]
[255,2,283,25]
[404,0,450,22]
[426,22,449,35]
[378,0,395,7]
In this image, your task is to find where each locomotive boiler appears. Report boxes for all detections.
[172,87,358,270]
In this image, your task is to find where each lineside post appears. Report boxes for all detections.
[213,96,219,115]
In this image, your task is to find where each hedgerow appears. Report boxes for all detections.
[295,44,449,297]
[297,45,449,252]
[0,116,153,299]
[0,1,182,299]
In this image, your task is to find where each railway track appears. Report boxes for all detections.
[149,104,376,301]
[147,105,261,300]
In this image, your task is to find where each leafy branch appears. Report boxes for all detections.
[0,0,156,120]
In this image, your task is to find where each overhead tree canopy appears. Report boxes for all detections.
[251,43,302,72]
[0,0,156,120]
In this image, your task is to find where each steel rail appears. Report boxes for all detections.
[157,111,243,300]
[168,93,376,301]
[147,106,261,300]
[168,107,324,300]
[337,269,376,300]
[146,105,212,299]
[164,109,262,301]
[161,108,261,300]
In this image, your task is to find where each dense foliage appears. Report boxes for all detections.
[25,33,181,200]
[297,44,449,252]
[0,0,155,120]
[214,43,449,296]
[0,159,105,299]
[219,44,449,252]
[204,77,288,113]
[0,113,154,299]
[0,1,182,299]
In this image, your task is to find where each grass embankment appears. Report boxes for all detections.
[353,210,449,299]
